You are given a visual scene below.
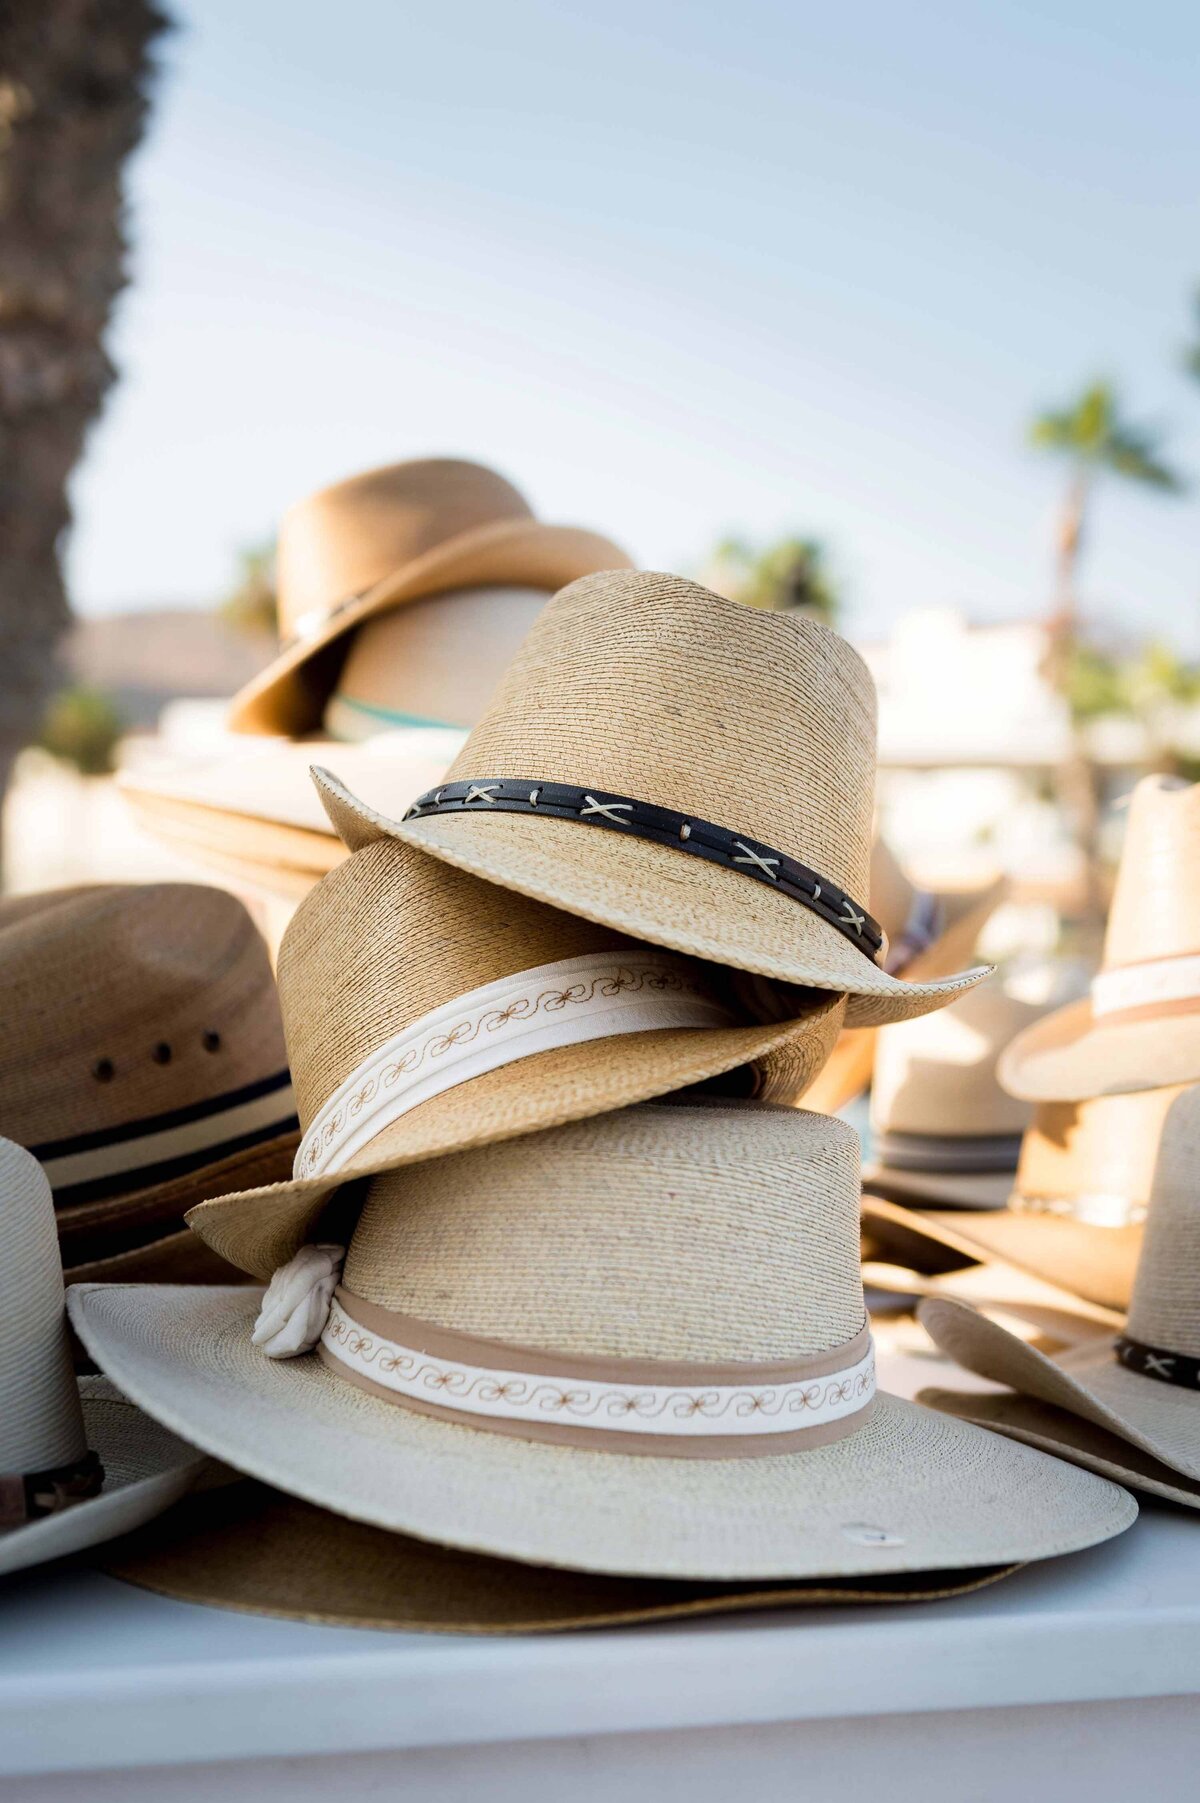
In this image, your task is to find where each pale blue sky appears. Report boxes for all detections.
[69,0,1200,645]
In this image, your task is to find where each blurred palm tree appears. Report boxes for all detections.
[1030,381,1184,637]
[0,0,168,855]
[1184,289,1200,386]
[220,540,278,639]
[708,536,841,623]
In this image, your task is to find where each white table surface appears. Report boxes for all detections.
[1,1331,1197,1798]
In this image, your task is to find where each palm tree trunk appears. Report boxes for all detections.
[0,0,168,882]
[1045,470,1104,940]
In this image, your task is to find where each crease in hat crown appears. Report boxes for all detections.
[227,457,633,736]
[316,571,991,1027]
[0,1140,100,1526]
[1000,776,1200,1101]
[185,832,846,1281]
[0,885,298,1270]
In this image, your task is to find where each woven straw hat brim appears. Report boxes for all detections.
[862,1262,1123,1350]
[998,998,1200,1102]
[919,1297,1200,1483]
[0,1377,204,1579]
[98,1479,1020,1633]
[228,522,629,736]
[315,774,990,1028]
[65,1229,256,1286]
[799,880,1006,1116]
[860,1195,1141,1314]
[186,1002,843,1281]
[916,1389,1200,1511]
[860,1167,1015,1211]
[68,1285,1136,1581]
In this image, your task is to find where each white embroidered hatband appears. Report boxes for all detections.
[317,1292,876,1456]
[1091,951,1200,1021]
[295,950,736,1179]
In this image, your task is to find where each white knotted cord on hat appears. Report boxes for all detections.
[253,1244,345,1358]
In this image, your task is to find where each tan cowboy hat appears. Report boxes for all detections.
[100,1477,1020,1633]
[317,571,992,1026]
[0,885,298,1282]
[1000,776,1200,1101]
[120,731,465,904]
[184,833,844,1280]
[861,1083,1188,1315]
[801,839,1005,1117]
[918,1083,1200,1508]
[227,459,631,737]
[861,978,1050,1211]
[70,1103,1135,1583]
[0,1139,203,1578]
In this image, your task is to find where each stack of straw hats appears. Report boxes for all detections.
[63,572,1140,1624]
[864,776,1200,1322]
[0,883,299,1283]
[121,458,632,905]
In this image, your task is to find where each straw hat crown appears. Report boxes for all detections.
[276,459,535,644]
[1101,775,1200,969]
[344,1102,865,1362]
[0,884,286,1156]
[1126,1084,1200,1358]
[0,1140,85,1481]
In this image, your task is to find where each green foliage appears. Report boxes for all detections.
[1064,636,1200,727]
[1029,381,1184,492]
[220,541,278,638]
[711,535,841,622]
[1184,289,1200,386]
[38,686,126,776]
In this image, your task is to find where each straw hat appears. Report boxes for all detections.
[1000,776,1200,1101]
[318,572,992,1026]
[100,1478,1021,1633]
[120,731,465,905]
[71,1103,1135,1583]
[918,1083,1200,1507]
[227,459,631,737]
[0,1139,202,1577]
[861,978,1047,1211]
[861,1083,1186,1314]
[0,885,298,1280]
[183,836,844,1281]
[801,839,1005,1117]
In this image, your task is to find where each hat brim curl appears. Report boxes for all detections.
[314,771,991,1029]
[70,1286,1135,1583]
[918,1297,1200,1486]
[0,1378,204,1579]
[999,997,1200,1103]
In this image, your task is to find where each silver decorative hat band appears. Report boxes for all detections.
[1091,952,1200,1024]
[318,1291,876,1459]
[401,779,884,961]
[31,1071,298,1209]
[295,951,736,1179]
[872,1129,1024,1176]
[1008,1189,1147,1229]
[883,890,944,976]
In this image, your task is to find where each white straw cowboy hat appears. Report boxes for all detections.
[99,1475,1020,1633]
[862,1082,1187,1316]
[70,1103,1134,1583]
[317,571,992,1027]
[0,1140,203,1578]
[184,834,843,1280]
[918,1084,1200,1510]
[803,840,1005,1117]
[0,886,298,1282]
[861,978,1048,1212]
[227,458,631,738]
[1000,776,1200,1102]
